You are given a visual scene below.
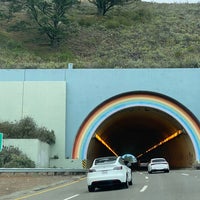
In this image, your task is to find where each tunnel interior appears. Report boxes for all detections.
[86,106,195,168]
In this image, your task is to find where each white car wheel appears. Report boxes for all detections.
[88,185,95,192]
[123,177,129,189]
[129,175,133,185]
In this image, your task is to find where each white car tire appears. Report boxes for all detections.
[88,185,95,192]
[123,177,129,189]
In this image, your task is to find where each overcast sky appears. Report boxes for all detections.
[143,0,199,3]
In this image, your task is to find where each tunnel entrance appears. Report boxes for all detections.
[73,91,200,169]
[87,106,195,168]
[72,91,200,168]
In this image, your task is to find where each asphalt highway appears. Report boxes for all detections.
[9,169,200,200]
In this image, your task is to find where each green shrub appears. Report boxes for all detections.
[0,117,55,145]
[0,146,35,168]
[104,19,121,29]
[7,21,31,32]
[131,7,153,22]
[37,127,56,145]
[78,16,97,27]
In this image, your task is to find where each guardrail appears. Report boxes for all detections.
[0,168,87,175]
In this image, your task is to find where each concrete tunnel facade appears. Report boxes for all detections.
[1,69,200,169]
[73,91,200,168]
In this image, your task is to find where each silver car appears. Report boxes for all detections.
[148,158,169,173]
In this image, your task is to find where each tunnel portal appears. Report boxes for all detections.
[87,106,195,169]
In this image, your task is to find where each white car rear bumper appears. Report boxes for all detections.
[87,171,126,186]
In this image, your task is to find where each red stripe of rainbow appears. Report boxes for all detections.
[72,93,200,160]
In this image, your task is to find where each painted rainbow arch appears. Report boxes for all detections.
[72,91,200,161]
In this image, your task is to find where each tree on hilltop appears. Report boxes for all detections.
[8,0,79,47]
[89,0,140,16]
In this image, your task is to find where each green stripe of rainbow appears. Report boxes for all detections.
[72,92,200,161]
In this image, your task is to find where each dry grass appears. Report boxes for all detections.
[0,1,200,68]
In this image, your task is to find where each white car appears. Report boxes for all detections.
[87,156,133,192]
[148,158,170,173]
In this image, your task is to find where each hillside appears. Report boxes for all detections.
[0,1,200,69]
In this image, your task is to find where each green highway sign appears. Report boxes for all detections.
[0,133,3,152]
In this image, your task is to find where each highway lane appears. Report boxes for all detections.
[13,170,200,200]
[138,170,200,200]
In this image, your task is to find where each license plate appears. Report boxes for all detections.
[102,170,108,174]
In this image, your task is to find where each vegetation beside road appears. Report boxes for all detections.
[0,146,35,168]
[0,117,55,145]
[0,117,55,168]
[0,1,199,69]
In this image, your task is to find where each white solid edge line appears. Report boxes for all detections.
[140,185,148,192]
[64,194,80,200]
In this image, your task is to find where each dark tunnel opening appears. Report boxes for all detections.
[86,106,195,168]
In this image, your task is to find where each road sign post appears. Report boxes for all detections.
[0,133,3,152]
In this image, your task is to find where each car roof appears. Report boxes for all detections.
[151,158,166,161]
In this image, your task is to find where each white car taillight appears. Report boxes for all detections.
[113,166,123,170]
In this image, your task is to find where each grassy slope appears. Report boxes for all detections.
[0,2,200,69]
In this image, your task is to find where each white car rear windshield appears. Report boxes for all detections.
[152,158,166,163]
[95,157,117,165]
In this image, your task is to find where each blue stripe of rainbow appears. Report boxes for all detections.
[72,93,200,161]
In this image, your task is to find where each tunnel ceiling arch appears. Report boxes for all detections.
[72,91,200,161]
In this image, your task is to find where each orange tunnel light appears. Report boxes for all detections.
[95,134,118,157]
[137,130,183,158]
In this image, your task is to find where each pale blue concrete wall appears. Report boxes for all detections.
[0,71,68,167]
[65,68,200,158]
[0,69,200,167]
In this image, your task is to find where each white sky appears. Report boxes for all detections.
[143,0,199,3]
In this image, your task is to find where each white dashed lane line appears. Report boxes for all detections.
[181,173,189,176]
[64,194,80,200]
[140,185,148,192]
